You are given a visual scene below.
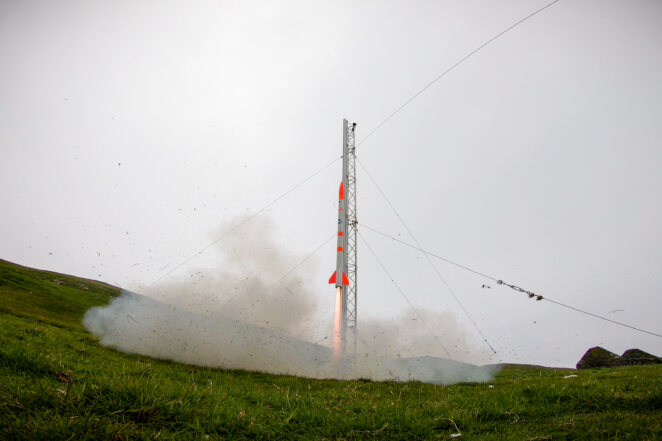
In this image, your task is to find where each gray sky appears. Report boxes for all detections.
[2,0,661,368]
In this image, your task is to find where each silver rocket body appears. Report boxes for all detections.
[330,119,350,288]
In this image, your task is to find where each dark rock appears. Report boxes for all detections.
[620,349,662,366]
[576,346,622,369]
[576,347,662,369]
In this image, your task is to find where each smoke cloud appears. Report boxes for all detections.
[83,215,498,384]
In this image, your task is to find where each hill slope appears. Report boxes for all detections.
[0,259,119,329]
[1,259,661,440]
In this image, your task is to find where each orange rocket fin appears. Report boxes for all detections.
[328,270,350,286]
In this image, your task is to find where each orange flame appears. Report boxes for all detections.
[333,286,343,364]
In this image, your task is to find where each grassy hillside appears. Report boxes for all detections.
[1,259,661,440]
[0,259,119,329]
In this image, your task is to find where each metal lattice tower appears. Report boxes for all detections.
[343,119,358,359]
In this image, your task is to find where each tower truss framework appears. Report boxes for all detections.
[342,119,358,360]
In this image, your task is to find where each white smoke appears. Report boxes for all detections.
[83,215,499,384]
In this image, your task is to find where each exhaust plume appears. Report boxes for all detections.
[84,215,498,384]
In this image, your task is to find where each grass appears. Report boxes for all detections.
[1,259,661,440]
[0,259,118,329]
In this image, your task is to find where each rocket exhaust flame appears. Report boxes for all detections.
[333,286,343,364]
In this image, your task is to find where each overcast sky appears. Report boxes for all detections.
[2,0,661,368]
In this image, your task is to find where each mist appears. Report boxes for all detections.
[83,215,498,384]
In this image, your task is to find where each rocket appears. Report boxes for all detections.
[329,180,349,364]
[329,181,350,287]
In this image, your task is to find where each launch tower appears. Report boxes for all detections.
[344,119,358,360]
[330,119,358,364]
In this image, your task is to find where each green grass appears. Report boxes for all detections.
[1,259,661,440]
[0,259,119,329]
